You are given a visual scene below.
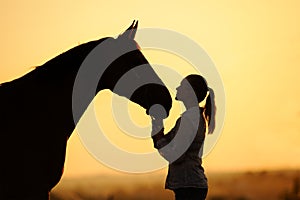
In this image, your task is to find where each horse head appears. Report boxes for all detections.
[95,21,172,119]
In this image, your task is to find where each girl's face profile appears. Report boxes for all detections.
[176,79,193,101]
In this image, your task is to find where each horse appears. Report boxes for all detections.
[0,21,172,200]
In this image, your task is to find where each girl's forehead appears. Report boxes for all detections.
[180,79,189,86]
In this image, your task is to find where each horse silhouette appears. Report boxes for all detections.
[0,21,172,200]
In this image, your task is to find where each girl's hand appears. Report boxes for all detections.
[151,117,164,148]
[151,116,163,129]
[151,116,164,135]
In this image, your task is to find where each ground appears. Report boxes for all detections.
[50,170,300,200]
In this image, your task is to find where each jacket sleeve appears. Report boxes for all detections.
[152,118,181,149]
[152,116,198,163]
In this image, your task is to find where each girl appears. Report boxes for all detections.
[151,74,216,200]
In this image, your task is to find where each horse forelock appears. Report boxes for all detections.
[132,39,141,50]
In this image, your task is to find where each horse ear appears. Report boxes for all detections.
[119,20,138,40]
[130,20,138,39]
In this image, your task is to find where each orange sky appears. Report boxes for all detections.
[1,0,300,177]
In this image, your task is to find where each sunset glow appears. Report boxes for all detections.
[1,0,300,179]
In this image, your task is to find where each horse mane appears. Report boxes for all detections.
[0,35,145,92]
[34,37,112,83]
[0,37,110,89]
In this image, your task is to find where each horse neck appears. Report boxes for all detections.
[14,39,108,124]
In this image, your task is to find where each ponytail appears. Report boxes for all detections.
[204,88,216,134]
[184,74,216,133]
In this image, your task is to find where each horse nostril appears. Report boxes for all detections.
[148,104,167,119]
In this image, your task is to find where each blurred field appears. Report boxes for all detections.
[50,170,300,200]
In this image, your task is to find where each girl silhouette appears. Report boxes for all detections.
[151,74,216,200]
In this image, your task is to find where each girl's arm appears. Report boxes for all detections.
[151,118,181,149]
